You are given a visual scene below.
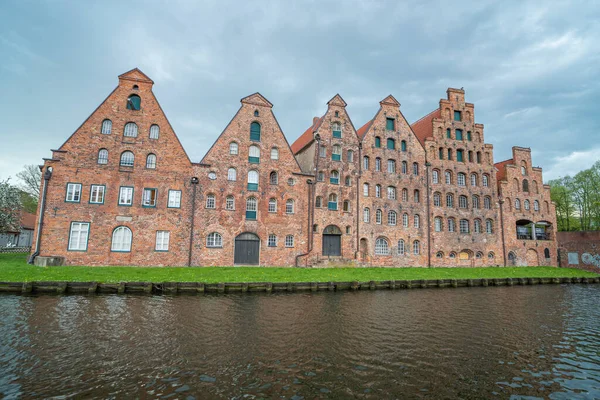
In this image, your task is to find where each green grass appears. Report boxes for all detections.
[0,253,597,284]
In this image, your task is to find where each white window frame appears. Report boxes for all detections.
[206,194,216,209]
[98,149,109,164]
[268,234,277,247]
[124,122,138,137]
[66,183,82,202]
[285,235,294,248]
[228,168,237,181]
[286,199,294,214]
[375,238,390,255]
[90,185,105,204]
[149,124,160,139]
[226,195,235,210]
[111,226,132,252]
[168,190,182,208]
[142,188,157,207]
[268,198,277,213]
[271,147,279,160]
[119,186,134,206]
[155,231,170,251]
[207,232,223,248]
[229,142,239,155]
[101,119,112,134]
[68,222,89,251]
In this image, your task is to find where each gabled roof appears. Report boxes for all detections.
[410,108,441,146]
[494,158,514,183]
[20,212,36,230]
[241,92,273,108]
[327,94,347,107]
[380,94,400,107]
[356,120,373,139]
[118,68,154,84]
[291,116,324,154]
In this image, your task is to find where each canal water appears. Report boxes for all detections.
[1,285,599,399]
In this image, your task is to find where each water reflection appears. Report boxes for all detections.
[1,286,599,398]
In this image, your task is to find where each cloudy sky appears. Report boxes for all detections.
[1,0,599,182]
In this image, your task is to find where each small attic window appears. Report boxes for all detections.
[127,94,141,110]
[335,111,339,117]
[254,110,259,117]
[132,85,139,90]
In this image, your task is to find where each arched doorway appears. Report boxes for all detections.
[322,225,342,256]
[526,249,539,266]
[234,232,260,265]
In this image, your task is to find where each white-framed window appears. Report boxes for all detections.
[228,168,237,181]
[457,173,466,186]
[471,173,477,186]
[226,195,235,210]
[207,232,223,248]
[271,147,279,160]
[448,218,456,232]
[332,145,342,160]
[433,193,441,207]
[413,240,420,255]
[229,142,239,155]
[206,194,216,209]
[155,231,170,251]
[397,239,405,255]
[515,198,521,210]
[434,217,442,232]
[66,183,82,202]
[486,219,493,234]
[375,237,390,255]
[90,185,105,204]
[376,209,382,224]
[483,174,489,187]
[388,211,397,226]
[387,159,396,174]
[446,193,454,207]
[363,207,370,223]
[363,183,369,197]
[445,171,452,184]
[124,122,138,137]
[319,145,327,158]
[248,170,259,191]
[484,197,492,209]
[268,198,277,212]
[111,226,132,252]
[524,199,530,210]
[168,190,181,208]
[414,214,420,228]
[402,188,408,202]
[120,151,134,167]
[474,219,481,233]
[101,119,112,134]
[402,161,407,174]
[534,200,539,211]
[432,170,439,184]
[142,188,157,207]
[375,157,381,172]
[146,153,157,169]
[68,222,89,251]
[149,124,160,139]
[414,190,420,203]
[268,234,277,247]
[249,145,260,162]
[286,199,294,214]
[413,163,419,175]
[285,235,294,247]
[387,186,396,200]
[459,219,469,234]
[363,156,369,170]
[459,195,468,209]
[315,196,322,208]
[119,186,133,206]
[269,171,278,185]
[98,149,108,164]
[347,150,354,162]
[375,184,381,198]
[403,213,409,228]
[472,195,480,209]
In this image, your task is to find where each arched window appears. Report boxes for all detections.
[398,240,405,255]
[459,195,468,209]
[332,122,342,138]
[269,171,278,185]
[246,197,257,219]
[534,200,539,211]
[436,251,444,258]
[228,168,237,181]
[123,122,138,137]
[387,159,396,173]
[401,161,407,174]
[317,171,324,182]
[363,207,370,223]
[363,156,370,170]
[207,232,223,248]
[414,214,420,228]
[271,147,279,160]
[432,170,439,184]
[413,240,420,255]
[434,217,443,232]
[126,94,141,110]
[387,138,395,150]
[206,193,216,208]
[226,195,235,210]
[482,174,489,187]
[328,193,338,210]
[229,142,239,155]
[448,218,456,232]
[433,192,441,207]
[455,129,463,140]
[445,170,452,184]
[268,234,277,247]
[446,193,454,208]
[458,173,466,186]
[375,157,381,171]
[515,198,521,210]
[268,198,277,212]
[508,251,516,264]
[286,199,295,214]
[544,248,550,258]
[98,149,108,164]
[446,128,452,139]
[343,200,350,212]
[146,153,157,169]
[474,219,481,233]
[472,195,480,209]
[476,252,483,259]
[413,163,419,175]
[459,219,469,233]
[486,219,493,234]
[402,213,409,228]
[249,145,260,163]
[438,147,444,160]
[449,252,456,259]
[524,199,530,210]
[376,209,383,224]
[488,252,495,259]
[402,188,408,202]
[401,140,407,152]
[386,186,395,200]
[254,110,260,117]
[345,176,351,186]
[467,131,472,141]
[120,151,134,167]
[332,145,341,161]
[315,196,323,208]
[388,211,397,225]
[101,119,112,134]
[523,179,529,192]
[375,184,381,198]
[363,183,369,197]
[250,122,261,141]
[484,196,492,209]
[448,149,453,160]
[247,170,259,191]
[347,150,354,162]
[111,226,132,252]
[375,237,390,255]
[149,124,160,139]
[374,136,381,148]
[521,162,527,175]
[330,170,339,185]
[414,190,420,203]
[471,173,478,186]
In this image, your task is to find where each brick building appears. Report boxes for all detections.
[30,69,557,267]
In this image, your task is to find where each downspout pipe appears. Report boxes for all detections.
[28,166,53,265]
[425,162,432,267]
[356,142,362,260]
[188,177,199,267]
[498,196,507,266]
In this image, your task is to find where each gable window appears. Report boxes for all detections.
[387,138,395,150]
[387,159,396,173]
[126,95,141,110]
[111,226,132,252]
[66,183,82,203]
[386,118,395,131]
[246,197,257,219]
[332,122,342,138]
[269,171,278,185]
[446,129,451,139]
[455,129,463,140]
[413,163,419,176]
[330,170,339,185]
[285,235,294,248]
[375,157,381,171]
[168,190,181,208]
[250,122,261,141]
[467,131,472,141]
[268,234,277,247]
[247,170,259,191]
[332,145,341,161]
[363,156,370,170]
[328,194,338,210]
[375,136,381,148]
[271,147,279,160]
[249,145,260,163]
[454,110,461,121]
[286,199,295,214]
[376,209,382,224]
[155,231,170,251]
[118,186,133,206]
[457,173,466,186]
[142,188,157,207]
[68,222,90,251]
[149,124,160,139]
[269,198,277,212]
[101,119,112,134]
[207,232,223,248]
[347,150,354,162]
[120,151,134,167]
[484,196,492,209]
[456,149,464,162]
[402,161,407,174]
[146,154,157,169]
[90,185,105,204]
[363,207,370,223]
[375,237,390,255]
[401,140,407,152]
[228,168,237,181]
[124,122,138,137]
[98,149,109,164]
[229,142,239,155]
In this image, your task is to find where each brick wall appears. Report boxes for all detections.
[557,231,600,273]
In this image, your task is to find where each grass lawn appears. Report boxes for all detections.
[0,253,597,284]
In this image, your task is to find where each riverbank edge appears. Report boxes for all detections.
[1,276,599,295]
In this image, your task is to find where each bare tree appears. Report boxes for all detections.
[16,164,41,199]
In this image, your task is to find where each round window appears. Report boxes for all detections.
[208,172,217,180]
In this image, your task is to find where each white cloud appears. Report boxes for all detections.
[544,147,600,181]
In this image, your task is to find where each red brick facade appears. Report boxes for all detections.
[31,69,558,267]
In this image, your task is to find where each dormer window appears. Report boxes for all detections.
[126,94,141,110]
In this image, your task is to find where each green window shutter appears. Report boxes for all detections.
[248,156,260,164]
[386,118,395,130]
[454,111,461,121]
[245,210,257,220]
[467,131,472,141]
[247,183,258,191]
[456,129,463,140]
[328,202,338,211]
[332,130,342,138]
[330,177,339,185]
[387,139,395,150]
[375,137,381,148]
[446,129,451,139]
[457,150,464,162]
[332,154,341,161]
[250,122,261,141]
[401,141,407,152]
